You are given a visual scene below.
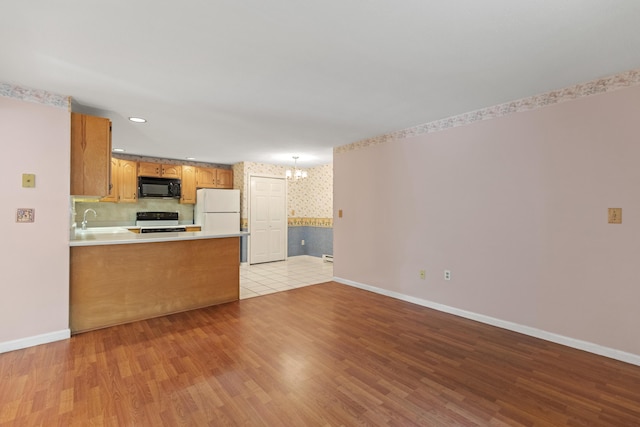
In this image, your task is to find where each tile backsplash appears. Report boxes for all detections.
[73,199,194,227]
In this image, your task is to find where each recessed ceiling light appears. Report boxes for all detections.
[186,157,196,160]
[128,117,146,123]
[112,148,125,152]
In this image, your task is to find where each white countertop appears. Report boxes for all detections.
[70,227,249,247]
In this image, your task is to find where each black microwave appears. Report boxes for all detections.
[138,176,181,199]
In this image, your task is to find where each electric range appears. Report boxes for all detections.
[135,211,187,233]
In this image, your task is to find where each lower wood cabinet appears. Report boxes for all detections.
[70,238,240,333]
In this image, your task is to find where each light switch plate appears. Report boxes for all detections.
[22,173,36,188]
[338,209,343,218]
[608,208,622,224]
[16,208,35,223]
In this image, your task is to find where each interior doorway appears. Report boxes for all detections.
[249,176,287,264]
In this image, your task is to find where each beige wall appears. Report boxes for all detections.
[334,81,640,361]
[1,95,71,348]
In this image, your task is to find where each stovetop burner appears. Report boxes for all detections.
[135,211,185,233]
[136,211,179,222]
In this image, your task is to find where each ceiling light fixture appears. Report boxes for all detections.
[112,148,125,152]
[286,156,308,180]
[128,117,147,123]
[186,157,196,160]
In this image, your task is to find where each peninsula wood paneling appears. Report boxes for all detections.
[70,237,239,333]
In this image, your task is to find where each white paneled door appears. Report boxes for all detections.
[249,176,286,264]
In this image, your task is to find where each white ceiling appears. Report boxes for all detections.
[2,1,640,167]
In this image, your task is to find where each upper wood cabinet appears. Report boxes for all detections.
[160,164,181,179]
[70,113,112,196]
[100,158,120,203]
[195,167,216,188]
[138,162,182,179]
[101,158,138,203]
[180,165,197,204]
[196,167,233,189]
[118,159,138,203]
[216,169,233,189]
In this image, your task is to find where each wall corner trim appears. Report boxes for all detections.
[333,277,640,367]
[0,329,71,354]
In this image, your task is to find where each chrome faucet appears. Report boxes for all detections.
[82,209,97,230]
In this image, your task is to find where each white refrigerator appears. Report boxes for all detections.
[195,189,240,234]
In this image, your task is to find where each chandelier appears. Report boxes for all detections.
[285,156,308,180]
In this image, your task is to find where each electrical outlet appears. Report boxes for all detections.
[301,239,305,246]
[444,270,451,281]
[419,270,426,280]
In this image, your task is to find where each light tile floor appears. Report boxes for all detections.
[240,255,334,299]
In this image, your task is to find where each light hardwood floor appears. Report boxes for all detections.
[1,282,639,426]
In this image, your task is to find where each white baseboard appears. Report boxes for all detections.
[333,276,640,367]
[0,329,71,354]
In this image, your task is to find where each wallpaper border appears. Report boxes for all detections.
[288,217,333,228]
[0,82,70,110]
[335,68,640,154]
[241,217,334,228]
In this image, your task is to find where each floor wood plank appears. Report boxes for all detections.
[1,282,639,426]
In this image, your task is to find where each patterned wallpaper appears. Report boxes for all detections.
[1,82,70,110]
[235,161,333,229]
[335,68,640,155]
[287,163,333,219]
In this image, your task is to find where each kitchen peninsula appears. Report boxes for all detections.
[69,112,246,333]
[69,229,246,333]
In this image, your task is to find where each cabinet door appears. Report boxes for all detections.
[70,113,112,196]
[161,164,182,179]
[196,167,216,188]
[119,159,138,203]
[216,169,233,189]
[100,158,119,202]
[180,165,197,204]
[138,162,162,177]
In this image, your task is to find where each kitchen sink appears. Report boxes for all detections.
[75,227,131,235]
